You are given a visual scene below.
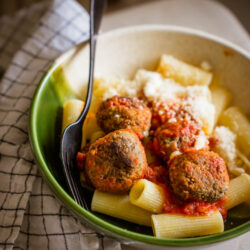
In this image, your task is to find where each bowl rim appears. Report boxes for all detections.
[55,24,250,65]
[29,25,250,247]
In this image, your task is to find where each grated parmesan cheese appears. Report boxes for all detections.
[211,126,249,176]
[184,97,215,134]
[134,69,179,100]
[212,126,236,163]
[134,69,215,134]
[194,131,208,150]
[134,69,212,101]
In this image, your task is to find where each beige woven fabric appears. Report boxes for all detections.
[0,1,120,249]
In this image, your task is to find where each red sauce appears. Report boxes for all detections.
[144,163,168,184]
[76,152,86,171]
[76,143,91,171]
[181,198,227,217]
[151,101,176,129]
[157,119,198,138]
[77,99,228,219]
[209,136,218,149]
[144,100,229,217]
[145,138,154,152]
[152,137,160,153]
[144,161,227,217]
[216,197,227,219]
[161,184,182,214]
[150,100,198,131]
[182,201,218,216]
[107,95,131,108]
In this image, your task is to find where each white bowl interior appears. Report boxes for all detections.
[60,26,250,115]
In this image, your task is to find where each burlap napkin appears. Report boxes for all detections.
[0,0,120,249]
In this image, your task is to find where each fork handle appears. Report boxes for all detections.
[92,0,106,35]
[78,0,106,121]
[70,0,105,208]
[78,0,106,124]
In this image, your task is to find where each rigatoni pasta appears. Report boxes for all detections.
[151,211,224,238]
[210,126,249,176]
[235,150,250,174]
[62,99,83,132]
[90,130,105,143]
[210,85,232,125]
[225,174,250,210]
[219,106,250,157]
[157,55,213,86]
[129,179,165,213]
[62,99,104,147]
[91,190,152,226]
[81,113,102,147]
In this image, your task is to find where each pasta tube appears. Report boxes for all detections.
[219,106,250,156]
[157,55,213,86]
[235,150,250,174]
[151,211,224,238]
[225,174,250,210]
[62,99,83,133]
[81,113,101,147]
[210,85,232,125]
[90,130,105,143]
[91,190,152,226]
[129,179,165,213]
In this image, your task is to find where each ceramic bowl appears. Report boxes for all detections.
[30,25,250,249]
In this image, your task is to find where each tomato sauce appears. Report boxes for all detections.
[144,163,168,184]
[106,95,131,108]
[76,152,86,171]
[144,162,227,217]
[77,98,228,219]
[150,100,178,129]
[209,136,218,149]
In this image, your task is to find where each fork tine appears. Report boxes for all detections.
[70,157,89,210]
[64,150,89,210]
[65,153,78,197]
[65,152,75,193]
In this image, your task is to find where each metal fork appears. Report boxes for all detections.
[61,0,106,209]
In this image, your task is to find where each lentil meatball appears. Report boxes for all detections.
[153,119,201,160]
[96,96,151,139]
[85,129,147,193]
[150,99,198,130]
[169,150,229,202]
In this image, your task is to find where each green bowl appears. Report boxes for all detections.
[30,25,250,248]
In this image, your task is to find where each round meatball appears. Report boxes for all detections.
[96,96,151,139]
[153,119,201,160]
[151,99,198,130]
[169,150,229,202]
[85,129,147,193]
